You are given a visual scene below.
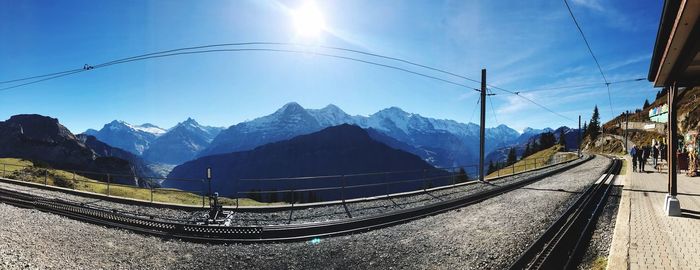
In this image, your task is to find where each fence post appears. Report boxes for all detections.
[423,169,427,192]
[384,172,389,197]
[44,169,48,185]
[512,163,515,175]
[2,164,5,178]
[150,187,154,203]
[236,192,239,209]
[291,190,295,207]
[107,174,110,196]
[341,175,345,203]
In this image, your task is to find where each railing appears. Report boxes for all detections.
[0,152,579,207]
[233,153,580,206]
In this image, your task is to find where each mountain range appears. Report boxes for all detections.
[198,102,521,168]
[165,124,445,201]
[85,118,223,165]
[82,102,569,170]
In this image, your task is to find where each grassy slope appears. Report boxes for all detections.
[486,145,574,179]
[0,158,275,206]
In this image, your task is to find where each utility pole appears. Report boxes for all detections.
[578,115,581,158]
[479,68,486,182]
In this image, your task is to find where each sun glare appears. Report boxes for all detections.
[292,1,326,39]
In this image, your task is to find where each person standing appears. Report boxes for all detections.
[636,145,645,172]
[660,143,667,172]
[630,145,638,172]
[642,145,651,173]
[653,143,659,170]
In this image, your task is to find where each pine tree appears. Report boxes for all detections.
[507,147,517,165]
[587,106,601,140]
[532,141,541,153]
[643,99,650,108]
[582,121,588,137]
[539,132,557,149]
[523,142,531,158]
[558,129,567,148]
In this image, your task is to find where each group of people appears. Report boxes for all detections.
[630,142,667,173]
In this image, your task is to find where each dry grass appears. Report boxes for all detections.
[0,158,275,206]
[590,256,608,270]
[486,146,571,179]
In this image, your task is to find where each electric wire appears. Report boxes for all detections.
[1,42,574,122]
[517,78,645,93]
[0,42,482,85]
[0,48,481,92]
[563,0,614,117]
[488,84,575,122]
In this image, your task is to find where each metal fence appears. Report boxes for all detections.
[0,162,209,206]
[233,153,579,206]
[0,152,578,207]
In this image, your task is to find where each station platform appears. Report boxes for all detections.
[608,156,700,270]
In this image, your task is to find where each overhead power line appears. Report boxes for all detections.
[1,42,573,122]
[518,78,645,93]
[488,84,575,122]
[563,0,614,117]
[0,47,482,93]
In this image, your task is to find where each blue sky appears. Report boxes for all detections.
[0,0,663,133]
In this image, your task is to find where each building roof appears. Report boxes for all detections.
[648,0,700,87]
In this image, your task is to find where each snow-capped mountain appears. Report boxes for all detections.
[307,104,357,127]
[198,102,322,157]
[84,120,165,155]
[200,102,522,168]
[142,118,223,165]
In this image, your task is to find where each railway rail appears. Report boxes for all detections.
[509,157,621,270]
[0,155,593,243]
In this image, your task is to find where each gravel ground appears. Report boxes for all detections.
[0,157,589,226]
[0,156,610,270]
[578,185,622,270]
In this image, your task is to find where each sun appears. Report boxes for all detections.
[291,1,327,39]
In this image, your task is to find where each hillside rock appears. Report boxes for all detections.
[0,115,149,186]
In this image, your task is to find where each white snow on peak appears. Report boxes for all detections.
[133,123,167,135]
[105,120,166,136]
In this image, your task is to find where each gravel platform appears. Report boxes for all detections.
[0,157,588,226]
[578,185,622,270]
[0,156,610,270]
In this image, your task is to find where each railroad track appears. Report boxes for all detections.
[0,155,592,243]
[509,157,621,270]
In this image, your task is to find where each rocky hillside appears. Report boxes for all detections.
[0,114,157,186]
